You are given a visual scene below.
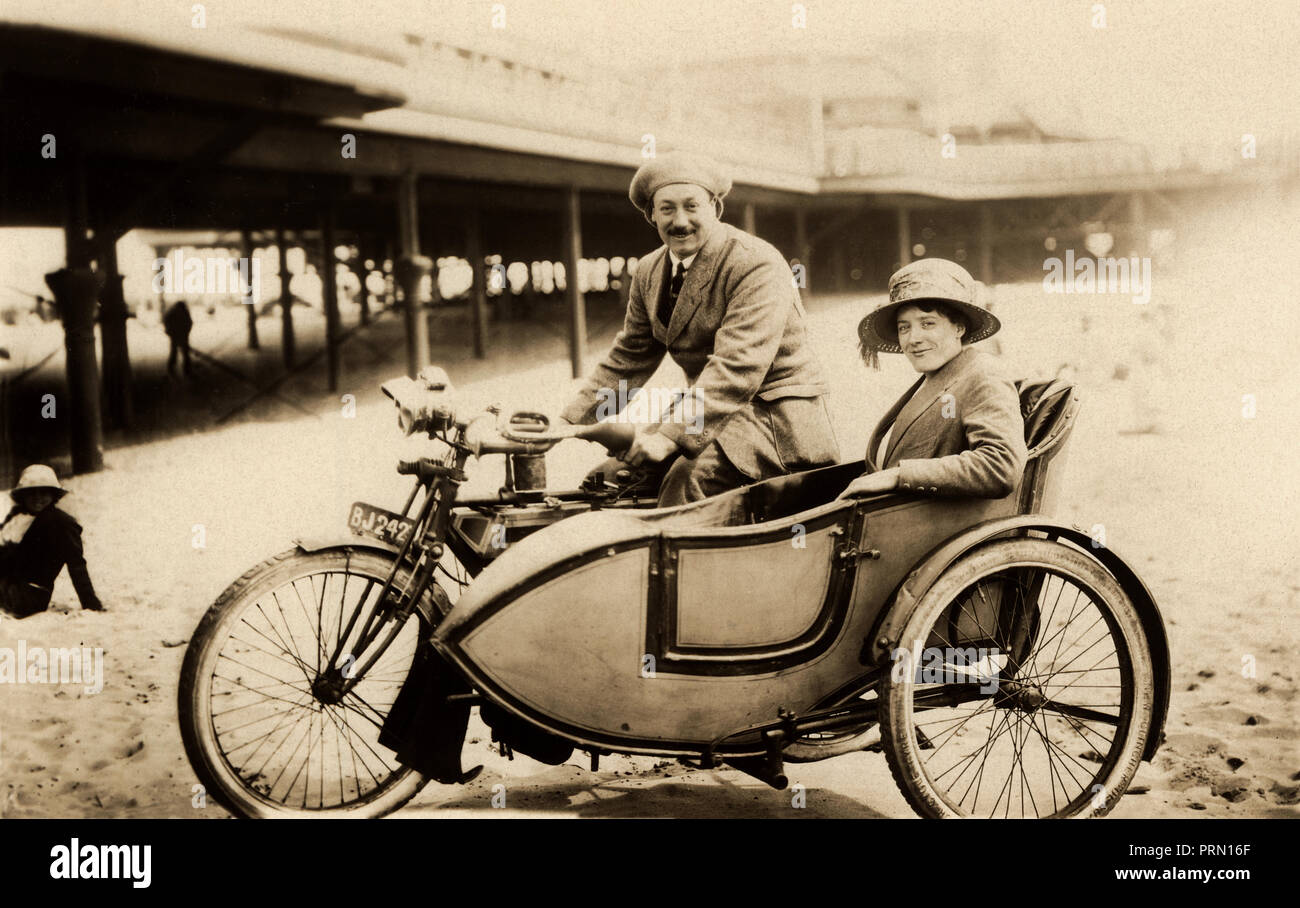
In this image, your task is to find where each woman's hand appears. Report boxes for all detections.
[837,468,900,499]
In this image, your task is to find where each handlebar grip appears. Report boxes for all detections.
[397,458,443,477]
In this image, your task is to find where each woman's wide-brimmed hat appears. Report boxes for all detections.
[857,258,1001,366]
[10,464,67,500]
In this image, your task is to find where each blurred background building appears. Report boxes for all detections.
[2,1,1297,479]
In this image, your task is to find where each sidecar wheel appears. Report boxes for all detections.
[179,548,437,818]
[879,539,1154,818]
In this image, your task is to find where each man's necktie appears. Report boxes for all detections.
[660,261,686,325]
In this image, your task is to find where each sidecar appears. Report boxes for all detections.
[432,380,1172,817]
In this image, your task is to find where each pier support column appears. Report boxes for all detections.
[241,227,260,349]
[562,187,587,379]
[897,205,912,268]
[276,225,295,369]
[397,172,430,377]
[465,208,488,359]
[46,268,104,473]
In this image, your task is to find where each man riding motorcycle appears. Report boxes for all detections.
[559,150,839,505]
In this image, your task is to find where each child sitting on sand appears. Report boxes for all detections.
[0,465,104,618]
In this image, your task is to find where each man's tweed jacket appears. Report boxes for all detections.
[562,222,839,479]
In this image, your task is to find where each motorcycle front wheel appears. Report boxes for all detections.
[178,546,438,818]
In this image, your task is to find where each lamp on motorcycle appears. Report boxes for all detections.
[380,372,457,436]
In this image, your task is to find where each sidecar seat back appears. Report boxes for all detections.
[1014,378,1079,516]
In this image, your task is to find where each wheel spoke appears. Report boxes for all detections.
[1038,700,1121,725]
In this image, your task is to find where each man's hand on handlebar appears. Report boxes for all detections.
[625,426,678,467]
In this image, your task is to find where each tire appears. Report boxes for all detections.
[179,547,435,818]
[879,539,1154,818]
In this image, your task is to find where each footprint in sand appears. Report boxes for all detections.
[1162,731,1226,757]
[1199,704,1269,727]
[1267,781,1300,805]
[1210,777,1252,803]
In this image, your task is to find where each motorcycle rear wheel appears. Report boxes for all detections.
[179,547,435,818]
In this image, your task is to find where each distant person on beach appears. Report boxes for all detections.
[1114,306,1170,435]
[0,465,104,618]
[163,299,193,378]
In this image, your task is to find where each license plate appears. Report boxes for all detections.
[347,502,416,546]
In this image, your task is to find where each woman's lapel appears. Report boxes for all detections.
[883,347,977,464]
[868,374,923,469]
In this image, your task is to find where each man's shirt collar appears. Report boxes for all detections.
[667,250,698,271]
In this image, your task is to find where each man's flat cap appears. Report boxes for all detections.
[628,151,733,212]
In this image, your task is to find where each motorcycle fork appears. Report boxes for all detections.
[325,466,465,699]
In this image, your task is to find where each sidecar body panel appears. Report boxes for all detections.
[672,525,835,647]
[433,463,1020,754]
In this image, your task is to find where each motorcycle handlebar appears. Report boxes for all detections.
[498,417,639,457]
[467,416,639,457]
[457,412,552,456]
[381,370,637,458]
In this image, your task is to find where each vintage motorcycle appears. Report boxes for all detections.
[178,366,1170,818]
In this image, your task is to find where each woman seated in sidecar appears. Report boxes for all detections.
[839,257,1028,502]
